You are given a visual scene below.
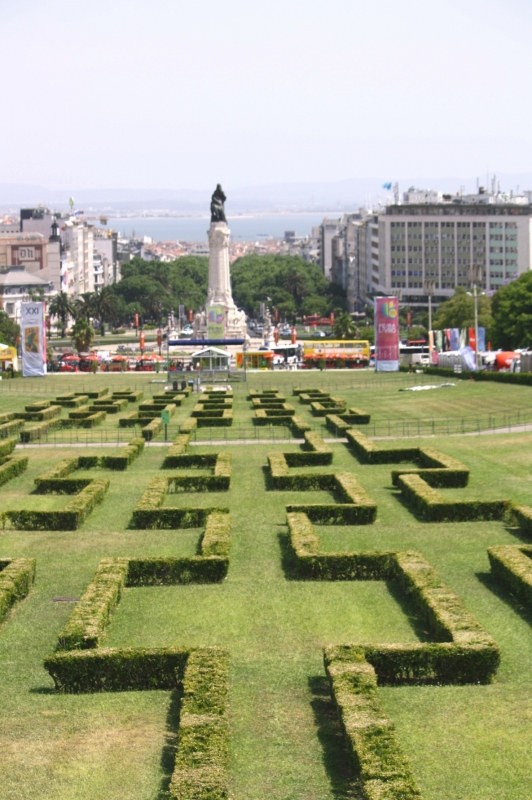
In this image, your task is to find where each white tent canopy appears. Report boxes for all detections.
[191,347,231,371]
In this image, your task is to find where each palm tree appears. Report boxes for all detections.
[49,292,76,338]
[74,292,96,322]
[93,287,118,335]
[70,318,95,353]
[333,313,360,340]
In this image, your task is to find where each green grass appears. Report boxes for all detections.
[2,374,532,798]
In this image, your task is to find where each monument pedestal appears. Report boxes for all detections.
[194,221,247,340]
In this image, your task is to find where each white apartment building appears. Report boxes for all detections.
[318,218,342,280]
[378,202,531,299]
[21,208,119,298]
[319,188,532,309]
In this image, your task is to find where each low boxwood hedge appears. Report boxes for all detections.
[325,651,423,799]
[20,418,61,442]
[0,437,16,458]
[0,558,36,624]
[170,648,230,800]
[395,473,506,522]
[132,477,229,528]
[167,453,231,492]
[90,399,128,414]
[75,388,109,399]
[1,478,109,531]
[56,512,230,651]
[15,404,62,422]
[196,410,233,428]
[180,417,198,435]
[310,398,347,417]
[0,419,24,439]
[162,433,193,467]
[55,394,88,408]
[100,438,145,470]
[488,544,532,607]
[142,418,163,441]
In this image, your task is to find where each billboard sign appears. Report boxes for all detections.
[21,302,47,377]
[207,305,225,339]
[374,297,399,372]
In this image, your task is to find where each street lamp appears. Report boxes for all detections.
[467,265,483,370]
[423,279,435,360]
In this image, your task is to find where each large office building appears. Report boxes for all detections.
[319,187,532,309]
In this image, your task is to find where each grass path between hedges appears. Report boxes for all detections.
[1,376,532,797]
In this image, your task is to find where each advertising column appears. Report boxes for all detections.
[374,297,399,372]
[207,305,225,339]
[21,302,47,377]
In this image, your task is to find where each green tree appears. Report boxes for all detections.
[0,311,20,346]
[432,287,492,331]
[48,292,76,338]
[491,272,532,349]
[333,313,359,339]
[74,292,97,322]
[70,318,95,353]
[92,287,118,335]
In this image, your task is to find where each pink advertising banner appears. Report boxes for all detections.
[374,296,399,372]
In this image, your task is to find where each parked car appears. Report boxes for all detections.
[311,330,327,338]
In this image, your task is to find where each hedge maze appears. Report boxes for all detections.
[4,377,532,799]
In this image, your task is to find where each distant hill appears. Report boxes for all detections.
[1,173,531,214]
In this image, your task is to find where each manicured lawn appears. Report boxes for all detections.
[1,373,532,798]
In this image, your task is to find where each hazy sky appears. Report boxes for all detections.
[1,0,531,190]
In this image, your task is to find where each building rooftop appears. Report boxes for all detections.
[0,266,53,287]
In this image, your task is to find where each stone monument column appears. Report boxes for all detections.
[193,184,248,341]
[207,222,233,308]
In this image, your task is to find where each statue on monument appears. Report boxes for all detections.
[210,184,227,223]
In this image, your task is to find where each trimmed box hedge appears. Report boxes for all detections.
[142,418,163,441]
[162,433,193,467]
[56,513,231,651]
[15,404,62,422]
[325,414,351,434]
[488,544,532,608]
[170,648,230,800]
[285,472,377,524]
[112,390,144,403]
[0,558,36,624]
[316,547,499,685]
[1,478,110,531]
[395,473,507,522]
[310,398,347,417]
[506,504,532,538]
[75,388,109,399]
[0,437,16,458]
[89,399,128,414]
[0,419,24,439]
[325,651,423,800]
[132,477,228,528]
[166,453,232,492]
[20,418,61,442]
[0,454,29,487]
[54,394,89,408]
[100,438,145,470]
[196,409,233,428]
[180,417,198,435]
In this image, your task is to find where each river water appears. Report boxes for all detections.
[105,212,340,242]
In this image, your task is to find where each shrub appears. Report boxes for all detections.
[0,558,36,623]
[162,434,193,468]
[54,394,89,408]
[1,479,109,531]
[196,410,233,428]
[75,388,109,399]
[310,399,346,417]
[90,399,128,414]
[16,405,62,422]
[325,414,351,434]
[395,473,506,522]
[132,477,229,528]
[57,558,129,650]
[488,545,532,607]
[325,652,423,800]
[142,418,163,441]
[0,437,16,458]
[0,419,24,439]
[20,418,61,443]
[170,648,230,800]
[0,455,28,487]
[168,454,231,492]
[100,438,145,470]
[180,417,198,435]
